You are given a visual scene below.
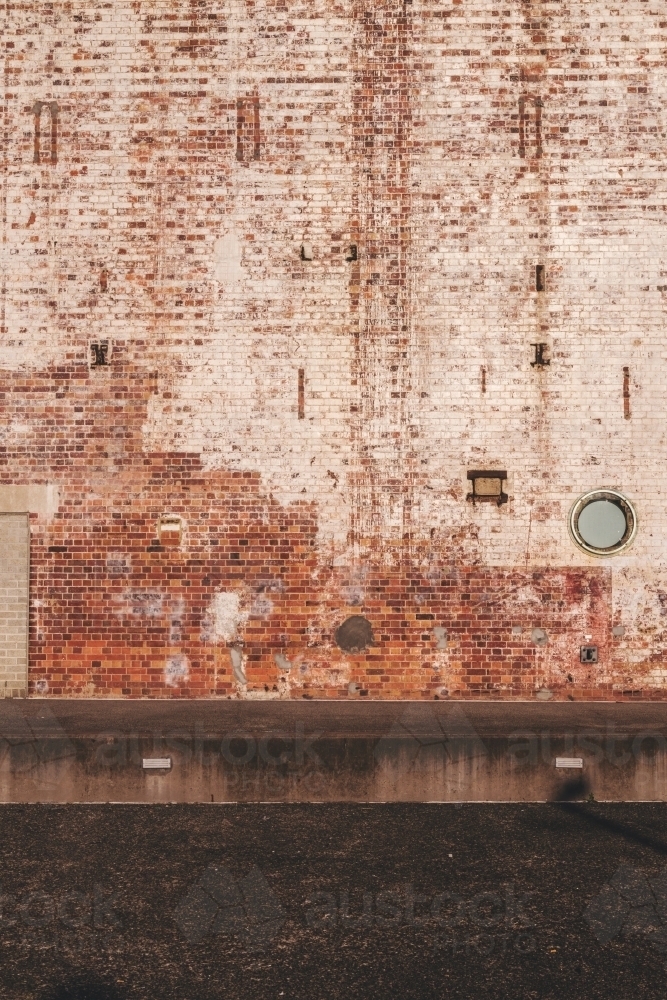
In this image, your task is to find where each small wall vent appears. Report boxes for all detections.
[143,758,172,770]
[466,470,508,506]
[555,757,583,769]
[298,368,305,419]
[158,515,183,548]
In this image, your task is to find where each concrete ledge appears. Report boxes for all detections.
[0,700,666,802]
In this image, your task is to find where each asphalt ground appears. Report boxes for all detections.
[1,804,667,1000]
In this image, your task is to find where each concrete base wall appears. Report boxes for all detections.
[1,701,666,803]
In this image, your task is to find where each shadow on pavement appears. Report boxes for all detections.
[44,977,123,1000]
[554,801,667,857]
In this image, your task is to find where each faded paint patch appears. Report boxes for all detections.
[106,552,132,577]
[170,598,185,644]
[229,646,247,686]
[201,591,249,644]
[250,594,273,618]
[433,627,448,650]
[214,230,245,284]
[116,589,164,618]
[274,653,292,673]
[165,654,189,688]
[290,656,350,695]
[341,583,365,606]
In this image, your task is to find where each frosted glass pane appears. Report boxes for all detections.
[578,500,626,549]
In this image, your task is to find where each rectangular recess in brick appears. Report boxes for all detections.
[623,366,631,419]
[298,369,305,419]
[535,265,545,292]
[158,515,183,547]
[32,100,58,165]
[466,470,508,506]
[518,95,542,159]
[236,95,260,163]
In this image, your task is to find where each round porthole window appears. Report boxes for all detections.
[569,489,637,556]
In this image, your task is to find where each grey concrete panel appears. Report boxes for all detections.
[0,514,29,698]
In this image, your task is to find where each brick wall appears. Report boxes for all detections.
[0,515,29,698]
[1,0,667,698]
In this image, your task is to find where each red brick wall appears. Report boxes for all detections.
[2,1,667,698]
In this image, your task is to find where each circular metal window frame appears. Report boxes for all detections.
[568,489,637,557]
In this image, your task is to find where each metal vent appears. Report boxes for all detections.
[555,757,583,769]
[142,758,172,770]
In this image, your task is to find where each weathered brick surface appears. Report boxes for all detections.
[1,1,666,698]
[0,515,29,698]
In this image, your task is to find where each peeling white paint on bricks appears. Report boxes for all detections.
[115,591,164,619]
[139,7,357,553]
[201,592,249,645]
[139,1,667,660]
[4,0,667,696]
[106,553,132,578]
[214,230,245,285]
[165,655,189,689]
